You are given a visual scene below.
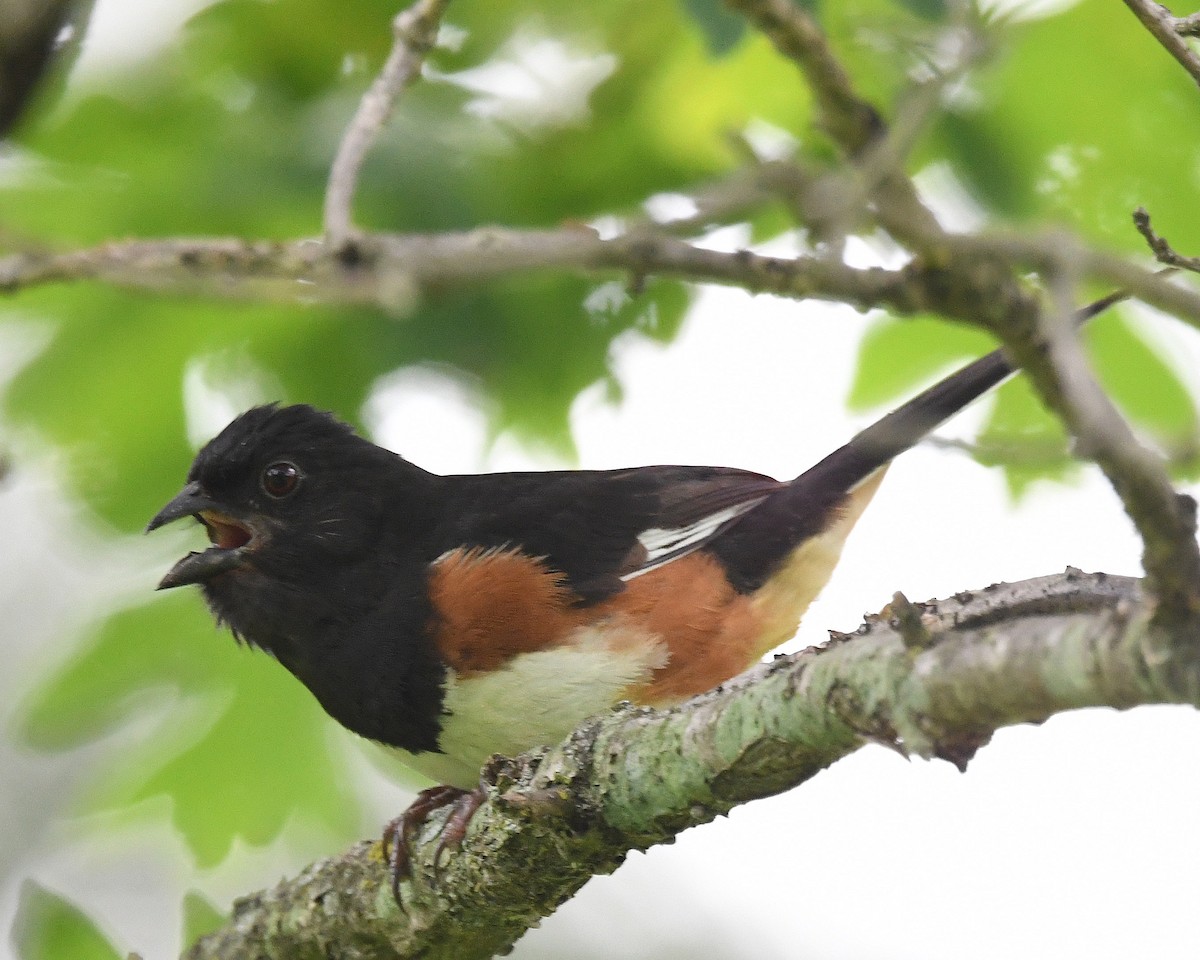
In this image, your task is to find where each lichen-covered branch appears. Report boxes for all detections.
[183,571,1197,960]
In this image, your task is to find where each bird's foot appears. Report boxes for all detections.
[381,782,487,905]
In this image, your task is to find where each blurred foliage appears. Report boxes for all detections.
[20,592,359,865]
[11,883,119,960]
[850,310,1200,495]
[3,0,1200,954]
[181,891,226,946]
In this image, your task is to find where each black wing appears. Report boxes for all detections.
[436,465,783,603]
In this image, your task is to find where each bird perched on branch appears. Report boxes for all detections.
[146,325,1081,892]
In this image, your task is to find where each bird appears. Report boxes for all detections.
[145,305,1110,892]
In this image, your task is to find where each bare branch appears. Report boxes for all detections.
[183,571,1197,960]
[6,222,1200,343]
[0,229,960,316]
[1049,300,1200,628]
[323,0,451,248]
[973,234,1200,631]
[1134,206,1200,272]
[1120,0,1200,88]
[946,228,1200,331]
[725,0,882,154]
[724,0,946,250]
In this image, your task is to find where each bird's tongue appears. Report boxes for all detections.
[201,512,252,550]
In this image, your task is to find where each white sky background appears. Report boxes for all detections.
[3,1,1200,959]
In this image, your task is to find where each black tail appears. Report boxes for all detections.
[710,289,1127,591]
[794,287,1128,498]
[796,347,1012,497]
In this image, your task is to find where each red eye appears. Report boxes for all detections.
[261,461,301,498]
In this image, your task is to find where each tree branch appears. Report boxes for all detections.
[5,224,1200,332]
[1121,0,1200,88]
[1134,206,1200,272]
[0,229,966,316]
[323,0,451,248]
[1037,257,1200,631]
[183,571,1198,960]
[724,0,947,250]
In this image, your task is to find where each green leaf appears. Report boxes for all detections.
[19,594,223,751]
[182,891,226,947]
[1087,312,1199,451]
[933,110,1035,219]
[680,0,747,55]
[128,654,358,867]
[893,0,947,20]
[847,314,997,411]
[185,0,399,103]
[19,593,358,867]
[936,0,1200,250]
[12,882,121,960]
[979,375,1074,498]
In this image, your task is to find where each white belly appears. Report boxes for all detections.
[382,623,668,788]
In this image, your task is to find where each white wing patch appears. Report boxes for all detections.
[623,496,767,581]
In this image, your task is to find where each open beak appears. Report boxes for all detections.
[147,481,257,590]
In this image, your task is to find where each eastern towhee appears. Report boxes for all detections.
[145,326,1071,891]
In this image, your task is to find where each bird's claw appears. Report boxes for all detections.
[381,782,487,906]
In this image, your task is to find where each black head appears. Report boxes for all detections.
[147,403,426,595]
[149,404,449,752]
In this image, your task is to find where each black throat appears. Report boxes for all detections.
[205,557,448,754]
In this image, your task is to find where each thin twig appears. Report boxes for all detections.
[323,0,451,248]
[724,0,945,250]
[627,163,778,235]
[819,24,988,247]
[1134,206,1200,272]
[924,434,1075,469]
[1120,0,1200,88]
